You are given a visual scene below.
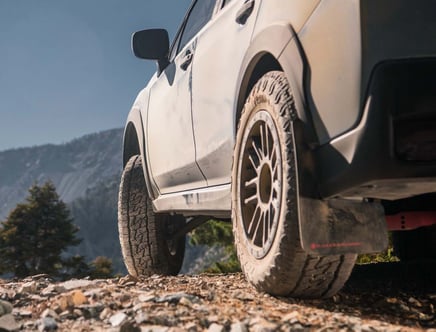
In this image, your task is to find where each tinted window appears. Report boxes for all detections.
[178,0,216,52]
[222,0,234,7]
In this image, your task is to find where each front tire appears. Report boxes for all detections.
[118,155,185,276]
[232,71,356,298]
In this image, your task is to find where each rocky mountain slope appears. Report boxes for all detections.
[0,129,124,271]
[0,128,123,219]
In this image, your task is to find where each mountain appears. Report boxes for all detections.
[0,128,226,275]
[0,128,123,218]
[0,128,124,271]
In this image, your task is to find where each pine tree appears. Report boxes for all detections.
[0,181,81,278]
[89,256,114,279]
[190,220,241,273]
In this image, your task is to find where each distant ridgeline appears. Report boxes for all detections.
[0,128,125,273]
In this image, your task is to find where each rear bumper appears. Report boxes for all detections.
[315,59,436,200]
[309,0,436,200]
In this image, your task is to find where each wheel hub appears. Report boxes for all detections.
[238,109,282,259]
[259,163,273,204]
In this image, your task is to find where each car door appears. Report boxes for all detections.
[190,0,259,186]
[146,0,218,194]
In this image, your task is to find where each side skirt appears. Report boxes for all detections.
[152,184,231,219]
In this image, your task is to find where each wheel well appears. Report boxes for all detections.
[123,122,140,168]
[236,53,282,125]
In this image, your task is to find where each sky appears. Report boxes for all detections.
[0,0,191,151]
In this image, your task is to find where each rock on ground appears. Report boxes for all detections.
[0,261,434,331]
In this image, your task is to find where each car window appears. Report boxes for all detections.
[222,0,234,7]
[178,0,217,53]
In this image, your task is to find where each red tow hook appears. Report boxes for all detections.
[386,211,436,231]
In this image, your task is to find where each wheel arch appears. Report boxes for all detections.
[123,121,141,168]
[235,24,310,134]
[122,108,157,199]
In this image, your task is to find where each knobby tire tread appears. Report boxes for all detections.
[233,71,356,298]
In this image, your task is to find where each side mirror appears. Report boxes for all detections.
[131,29,169,61]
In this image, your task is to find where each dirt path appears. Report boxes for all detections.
[0,261,434,331]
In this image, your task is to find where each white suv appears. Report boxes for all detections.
[118,0,436,298]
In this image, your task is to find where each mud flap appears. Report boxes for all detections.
[299,197,389,255]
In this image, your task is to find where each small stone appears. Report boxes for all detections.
[120,321,140,332]
[110,312,128,327]
[249,317,278,332]
[0,314,19,331]
[118,275,138,286]
[140,326,169,332]
[71,290,88,306]
[135,312,150,324]
[185,322,198,332]
[99,307,112,320]
[138,293,155,303]
[155,293,194,304]
[59,279,93,291]
[281,312,302,324]
[23,321,36,329]
[41,308,58,319]
[59,311,72,319]
[78,304,104,319]
[41,285,66,296]
[399,304,410,312]
[0,300,13,317]
[233,291,255,301]
[57,290,88,311]
[289,323,304,331]
[230,321,248,332]
[208,323,225,332]
[16,309,32,317]
[179,296,193,307]
[408,297,422,307]
[361,324,377,332]
[38,316,58,331]
[18,281,37,294]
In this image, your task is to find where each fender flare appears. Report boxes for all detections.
[236,24,310,128]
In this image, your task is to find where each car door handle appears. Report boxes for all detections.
[235,0,255,25]
[180,50,193,71]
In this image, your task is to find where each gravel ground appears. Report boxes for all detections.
[0,260,434,331]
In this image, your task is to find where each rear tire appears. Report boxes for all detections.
[118,155,185,276]
[232,71,356,298]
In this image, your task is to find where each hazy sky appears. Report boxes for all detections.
[0,0,191,151]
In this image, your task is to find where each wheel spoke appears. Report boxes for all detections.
[247,205,261,235]
[248,153,260,171]
[271,148,278,175]
[244,194,258,205]
[251,140,262,163]
[263,208,269,246]
[260,123,265,156]
[260,123,270,159]
[245,176,257,189]
[252,209,263,241]
[269,203,276,229]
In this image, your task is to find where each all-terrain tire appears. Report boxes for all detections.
[118,155,185,276]
[232,71,356,298]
